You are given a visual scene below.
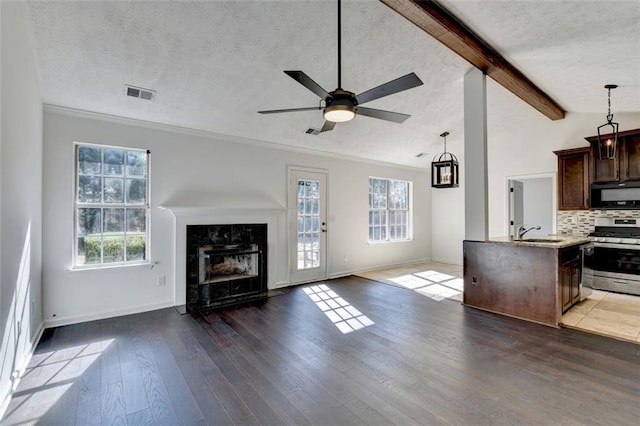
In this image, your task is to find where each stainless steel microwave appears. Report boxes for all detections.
[590,181,640,209]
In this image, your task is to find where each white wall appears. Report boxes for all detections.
[522,177,553,237]
[431,79,640,264]
[0,1,44,416]
[42,109,431,326]
[431,152,465,264]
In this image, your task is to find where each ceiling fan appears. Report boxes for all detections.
[258,0,424,133]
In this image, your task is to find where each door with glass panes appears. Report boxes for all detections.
[289,168,327,284]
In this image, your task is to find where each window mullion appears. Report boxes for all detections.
[386,182,391,241]
[100,206,104,264]
[101,147,105,264]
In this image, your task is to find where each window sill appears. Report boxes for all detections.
[71,261,152,272]
[367,239,413,245]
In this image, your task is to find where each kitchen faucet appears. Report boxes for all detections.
[518,225,541,239]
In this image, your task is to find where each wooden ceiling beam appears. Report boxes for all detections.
[380,0,566,120]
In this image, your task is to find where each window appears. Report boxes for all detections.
[74,143,149,268]
[368,177,411,242]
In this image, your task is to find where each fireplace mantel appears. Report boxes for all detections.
[160,205,284,217]
[160,192,285,217]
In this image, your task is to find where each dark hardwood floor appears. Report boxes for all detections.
[2,276,639,425]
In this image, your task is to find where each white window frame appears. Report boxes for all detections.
[73,142,150,269]
[368,177,412,243]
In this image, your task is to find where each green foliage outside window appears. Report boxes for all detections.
[84,234,146,263]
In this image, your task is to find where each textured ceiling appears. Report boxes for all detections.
[22,0,640,167]
[443,0,640,113]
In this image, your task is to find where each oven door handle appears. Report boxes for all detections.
[591,242,640,250]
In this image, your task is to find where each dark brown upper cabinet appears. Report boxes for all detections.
[621,133,640,181]
[554,147,590,210]
[586,128,640,183]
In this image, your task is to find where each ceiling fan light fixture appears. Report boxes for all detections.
[323,104,356,123]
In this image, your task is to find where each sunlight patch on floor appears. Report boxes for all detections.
[2,339,115,425]
[390,271,462,301]
[303,284,374,334]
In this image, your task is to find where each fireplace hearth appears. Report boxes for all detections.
[186,224,267,311]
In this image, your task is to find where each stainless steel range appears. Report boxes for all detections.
[583,217,640,296]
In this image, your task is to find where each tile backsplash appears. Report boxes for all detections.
[557,209,640,236]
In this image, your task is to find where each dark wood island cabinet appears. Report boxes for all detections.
[463,238,588,327]
[560,244,582,313]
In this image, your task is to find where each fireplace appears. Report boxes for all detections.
[186,224,267,311]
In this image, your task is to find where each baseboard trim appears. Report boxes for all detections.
[431,257,463,266]
[43,301,174,328]
[0,322,45,420]
[329,258,430,279]
[269,258,451,288]
[274,281,290,289]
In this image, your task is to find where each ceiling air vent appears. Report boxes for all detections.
[125,85,155,101]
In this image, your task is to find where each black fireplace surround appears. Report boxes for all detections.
[186,224,267,311]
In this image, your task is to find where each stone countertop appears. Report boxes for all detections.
[483,236,591,248]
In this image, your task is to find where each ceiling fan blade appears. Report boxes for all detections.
[258,106,321,114]
[355,72,423,105]
[320,120,336,132]
[356,107,410,124]
[284,71,331,99]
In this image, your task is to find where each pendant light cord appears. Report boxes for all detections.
[440,131,450,154]
[607,87,613,123]
[337,0,342,89]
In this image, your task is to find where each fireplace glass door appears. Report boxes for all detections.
[186,224,267,311]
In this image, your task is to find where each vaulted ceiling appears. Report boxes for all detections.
[23,0,640,167]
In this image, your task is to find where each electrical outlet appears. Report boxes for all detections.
[344,254,348,262]
[158,275,166,286]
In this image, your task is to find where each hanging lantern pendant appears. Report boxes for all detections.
[431,131,459,188]
[597,84,619,160]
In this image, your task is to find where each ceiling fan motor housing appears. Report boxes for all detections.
[324,89,357,122]
[326,89,357,106]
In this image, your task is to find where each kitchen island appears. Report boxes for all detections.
[463,237,590,327]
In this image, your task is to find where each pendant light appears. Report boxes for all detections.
[597,84,619,160]
[431,132,459,188]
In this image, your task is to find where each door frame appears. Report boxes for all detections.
[287,165,329,285]
[508,179,524,239]
[504,172,557,237]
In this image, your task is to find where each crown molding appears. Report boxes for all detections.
[43,104,427,172]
